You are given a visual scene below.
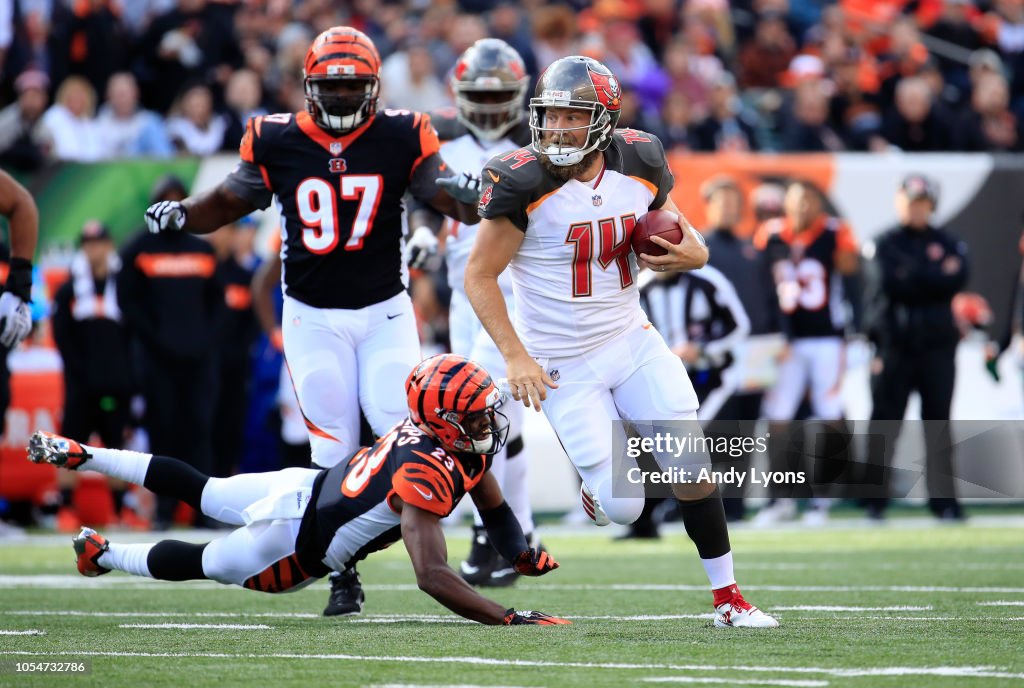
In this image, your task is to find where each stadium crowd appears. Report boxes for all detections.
[3,0,1024,169]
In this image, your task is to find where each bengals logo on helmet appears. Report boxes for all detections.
[406,354,505,455]
[304,27,381,79]
[587,67,621,111]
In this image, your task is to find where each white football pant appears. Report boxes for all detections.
[537,321,700,526]
[761,336,844,421]
[282,292,422,468]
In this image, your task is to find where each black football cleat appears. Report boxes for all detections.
[323,567,364,616]
[460,525,497,586]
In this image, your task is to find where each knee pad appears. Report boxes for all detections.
[597,480,645,525]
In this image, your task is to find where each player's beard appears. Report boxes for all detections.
[539,147,601,182]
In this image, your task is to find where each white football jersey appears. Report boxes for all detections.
[436,115,528,297]
[478,130,674,359]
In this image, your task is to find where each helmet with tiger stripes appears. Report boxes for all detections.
[406,354,509,455]
[303,26,382,133]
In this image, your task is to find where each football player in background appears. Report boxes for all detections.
[143,27,483,617]
[464,56,777,628]
[752,181,859,526]
[421,38,543,588]
[29,355,568,626]
[0,170,39,434]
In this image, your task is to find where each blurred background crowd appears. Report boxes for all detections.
[3,0,1024,172]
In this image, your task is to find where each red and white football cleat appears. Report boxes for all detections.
[27,431,92,470]
[72,527,111,577]
[580,483,610,526]
[713,585,779,628]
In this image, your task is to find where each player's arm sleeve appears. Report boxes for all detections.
[476,164,530,232]
[635,133,674,209]
[407,112,447,202]
[472,472,529,563]
[408,153,451,205]
[223,161,273,211]
[392,456,456,517]
[223,117,273,210]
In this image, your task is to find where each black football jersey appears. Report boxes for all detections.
[754,215,859,338]
[225,110,444,309]
[295,418,489,572]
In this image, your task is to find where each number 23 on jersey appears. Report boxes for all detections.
[296,175,383,253]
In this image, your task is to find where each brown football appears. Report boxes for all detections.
[630,209,684,257]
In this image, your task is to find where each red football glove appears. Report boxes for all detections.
[503,608,571,625]
[512,548,559,576]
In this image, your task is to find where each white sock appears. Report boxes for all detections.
[503,444,535,534]
[472,441,510,528]
[98,543,154,578]
[702,551,736,591]
[83,445,152,485]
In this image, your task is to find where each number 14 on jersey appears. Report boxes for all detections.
[566,214,637,297]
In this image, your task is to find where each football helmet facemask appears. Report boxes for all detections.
[451,38,529,142]
[303,26,381,133]
[406,354,509,455]
[529,56,622,166]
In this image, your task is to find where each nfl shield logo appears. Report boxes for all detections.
[330,142,343,156]
[592,194,603,207]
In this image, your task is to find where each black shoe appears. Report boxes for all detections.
[460,526,497,586]
[323,567,364,616]
[614,524,660,540]
[483,549,518,587]
[929,498,965,522]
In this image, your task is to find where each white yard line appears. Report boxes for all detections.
[0,630,44,635]
[644,678,829,687]
[771,606,933,612]
[977,601,1024,606]
[118,623,270,630]
[5,575,1024,594]
[6,610,1024,623]
[6,610,321,619]
[368,685,532,688]
[2,650,1023,680]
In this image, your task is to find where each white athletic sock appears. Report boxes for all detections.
[98,543,154,578]
[503,442,535,534]
[702,551,736,591]
[472,443,510,528]
[83,446,152,486]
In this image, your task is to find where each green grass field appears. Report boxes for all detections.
[2,518,1023,688]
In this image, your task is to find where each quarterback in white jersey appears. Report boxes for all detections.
[435,38,541,587]
[465,55,778,628]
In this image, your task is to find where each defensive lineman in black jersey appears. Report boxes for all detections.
[144,28,480,470]
[30,355,569,626]
[142,27,484,617]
